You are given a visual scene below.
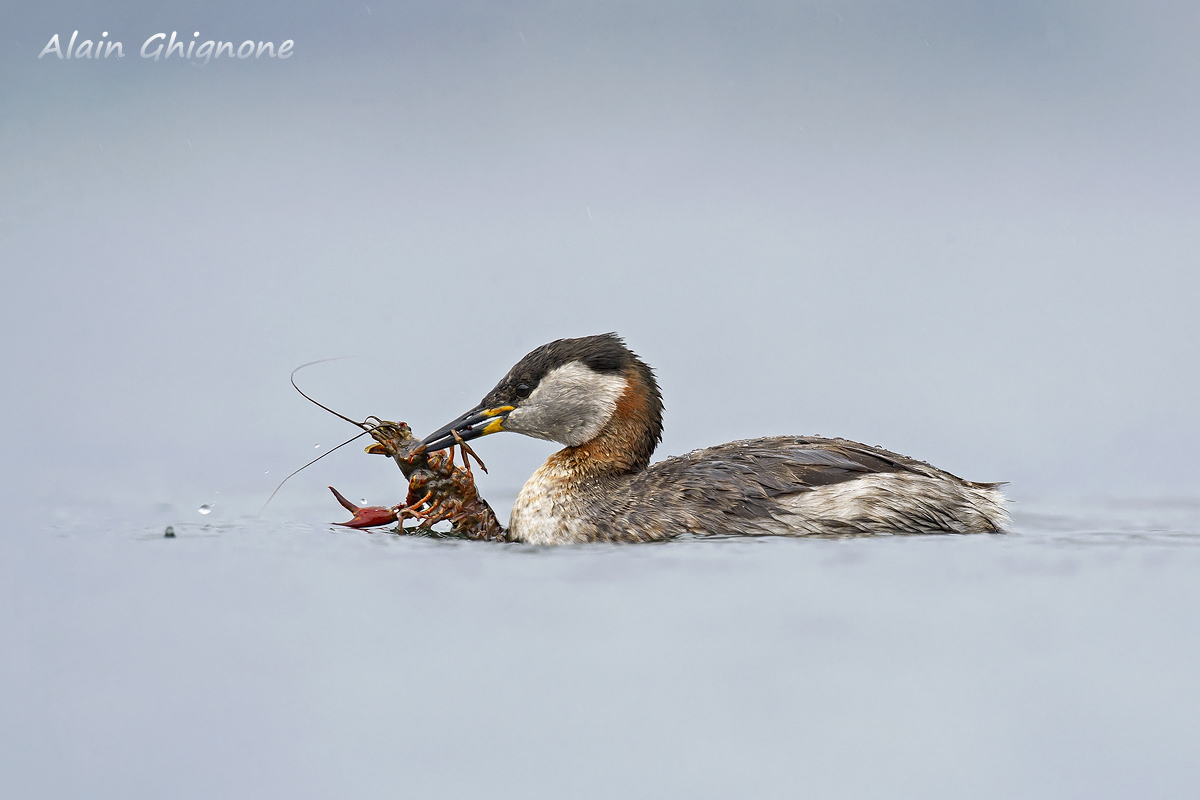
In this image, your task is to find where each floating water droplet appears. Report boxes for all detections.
[264,470,270,474]
[198,504,212,515]
[360,498,367,505]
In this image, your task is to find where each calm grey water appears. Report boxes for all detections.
[3,500,1199,799]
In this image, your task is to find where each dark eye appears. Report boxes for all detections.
[515,383,531,399]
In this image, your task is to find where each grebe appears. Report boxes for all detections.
[420,334,1007,544]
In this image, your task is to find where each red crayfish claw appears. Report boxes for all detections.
[328,486,399,528]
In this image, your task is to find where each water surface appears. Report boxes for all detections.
[4,499,1198,799]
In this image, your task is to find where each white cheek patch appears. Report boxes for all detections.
[506,361,628,446]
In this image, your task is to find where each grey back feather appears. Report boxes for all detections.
[574,436,1006,541]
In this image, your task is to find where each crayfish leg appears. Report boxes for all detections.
[403,490,435,513]
[451,430,489,475]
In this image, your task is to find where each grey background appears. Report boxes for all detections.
[3,0,1197,526]
[3,2,1200,798]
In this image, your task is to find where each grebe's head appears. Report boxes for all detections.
[422,333,663,467]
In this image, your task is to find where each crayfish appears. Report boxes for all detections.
[261,360,508,541]
[328,419,507,541]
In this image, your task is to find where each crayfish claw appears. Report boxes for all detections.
[329,485,358,513]
[329,486,399,528]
